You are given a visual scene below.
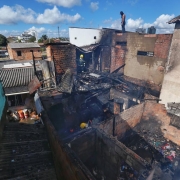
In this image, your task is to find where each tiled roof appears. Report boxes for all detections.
[167,15,180,24]
[0,67,34,94]
[8,43,40,49]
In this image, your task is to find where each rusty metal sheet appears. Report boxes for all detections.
[28,76,42,94]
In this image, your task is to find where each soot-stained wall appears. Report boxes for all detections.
[68,129,147,180]
[124,33,172,86]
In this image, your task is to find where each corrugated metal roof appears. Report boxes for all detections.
[8,43,40,49]
[0,67,34,94]
[4,86,29,95]
[168,15,180,24]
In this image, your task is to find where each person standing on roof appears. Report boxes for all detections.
[120,11,126,33]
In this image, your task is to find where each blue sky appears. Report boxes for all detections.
[0,0,179,38]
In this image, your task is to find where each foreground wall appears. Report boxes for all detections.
[68,129,147,180]
[160,22,180,107]
[41,111,92,180]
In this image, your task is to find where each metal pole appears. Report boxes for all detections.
[58,26,60,39]
[32,51,37,76]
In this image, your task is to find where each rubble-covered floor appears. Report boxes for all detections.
[0,121,57,180]
[40,89,114,139]
[39,72,147,140]
[119,119,180,180]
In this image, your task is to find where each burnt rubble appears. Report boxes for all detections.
[120,119,180,179]
[37,69,168,179]
[39,70,152,139]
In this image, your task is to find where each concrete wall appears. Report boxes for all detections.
[124,33,172,86]
[7,47,41,60]
[160,22,180,107]
[69,28,102,47]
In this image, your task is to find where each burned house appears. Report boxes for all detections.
[0,15,180,180]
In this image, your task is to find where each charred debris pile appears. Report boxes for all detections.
[39,69,158,138]
[37,70,165,180]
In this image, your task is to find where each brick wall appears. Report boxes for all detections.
[46,44,76,83]
[7,47,41,60]
[95,129,147,179]
[142,102,180,146]
[154,34,172,59]
[41,111,91,180]
[101,46,111,72]
[69,129,147,179]
[98,103,144,138]
[110,33,127,73]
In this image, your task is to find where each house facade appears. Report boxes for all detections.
[7,43,42,60]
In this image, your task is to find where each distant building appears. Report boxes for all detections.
[136,28,146,34]
[18,30,37,42]
[7,43,41,61]
[147,26,156,34]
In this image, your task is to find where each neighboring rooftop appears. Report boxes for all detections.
[8,43,40,49]
[168,15,180,24]
[0,60,42,95]
[0,67,34,95]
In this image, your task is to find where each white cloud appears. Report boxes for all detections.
[0,5,36,24]
[0,5,81,25]
[126,18,143,29]
[28,26,46,34]
[110,14,175,34]
[90,2,99,11]
[127,0,139,5]
[45,28,69,38]
[36,0,81,8]
[103,17,113,24]
[36,6,81,24]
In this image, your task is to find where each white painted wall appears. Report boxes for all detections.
[160,24,180,107]
[69,28,102,47]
